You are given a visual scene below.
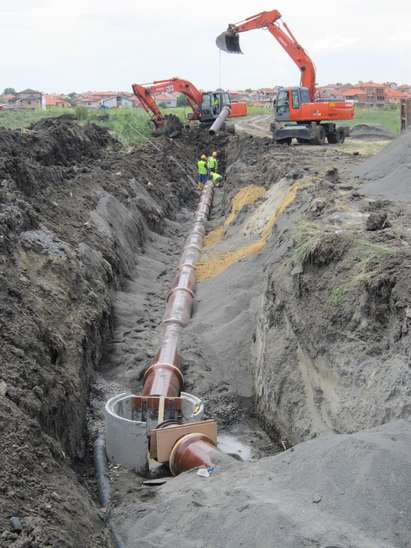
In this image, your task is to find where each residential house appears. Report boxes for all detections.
[75,91,137,109]
[15,89,44,110]
[100,95,134,109]
[342,87,368,105]
[385,88,409,104]
[153,93,177,108]
[0,94,16,104]
[356,83,386,107]
[75,95,102,109]
[44,95,71,108]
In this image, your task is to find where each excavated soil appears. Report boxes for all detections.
[1,117,411,548]
[0,118,227,547]
[108,133,410,546]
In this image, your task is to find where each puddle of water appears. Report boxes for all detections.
[218,433,252,461]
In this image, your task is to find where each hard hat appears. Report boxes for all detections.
[212,151,218,157]
[201,154,207,160]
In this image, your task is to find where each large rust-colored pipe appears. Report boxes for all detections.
[169,433,226,476]
[143,182,214,398]
[142,181,229,475]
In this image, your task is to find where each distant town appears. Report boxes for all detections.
[1,82,410,112]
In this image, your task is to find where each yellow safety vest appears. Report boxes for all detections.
[197,160,207,175]
[211,172,222,184]
[207,156,217,170]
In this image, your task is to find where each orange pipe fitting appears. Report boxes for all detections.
[169,433,220,476]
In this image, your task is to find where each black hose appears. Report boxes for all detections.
[94,435,111,508]
[94,434,126,548]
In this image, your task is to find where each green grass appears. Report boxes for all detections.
[0,107,152,144]
[0,107,68,129]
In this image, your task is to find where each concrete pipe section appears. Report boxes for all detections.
[105,180,224,475]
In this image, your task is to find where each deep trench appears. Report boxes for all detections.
[88,143,278,464]
[82,139,282,545]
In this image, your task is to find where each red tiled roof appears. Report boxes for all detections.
[385,88,408,98]
[342,88,367,96]
[154,93,176,101]
[44,95,70,106]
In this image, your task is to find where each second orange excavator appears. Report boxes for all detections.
[132,78,247,137]
[216,9,354,144]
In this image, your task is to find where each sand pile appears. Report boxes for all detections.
[116,420,411,548]
[354,129,411,201]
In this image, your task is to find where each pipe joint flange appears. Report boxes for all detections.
[143,362,184,386]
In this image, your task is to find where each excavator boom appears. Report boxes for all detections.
[131,83,164,126]
[216,9,316,100]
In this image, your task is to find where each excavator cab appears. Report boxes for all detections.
[275,87,311,121]
[199,90,231,124]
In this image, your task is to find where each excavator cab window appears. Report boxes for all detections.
[201,93,212,112]
[291,89,300,109]
[276,89,290,115]
[300,88,310,104]
[221,92,231,107]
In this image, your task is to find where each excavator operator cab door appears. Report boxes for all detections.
[275,88,291,122]
[275,87,311,122]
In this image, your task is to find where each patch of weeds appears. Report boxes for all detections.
[292,220,351,267]
[354,239,396,259]
[328,286,346,306]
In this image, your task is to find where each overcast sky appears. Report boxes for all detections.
[2,0,411,93]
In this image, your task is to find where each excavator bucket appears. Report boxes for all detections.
[216,30,242,54]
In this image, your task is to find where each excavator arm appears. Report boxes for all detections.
[151,78,203,119]
[131,83,165,127]
[133,78,204,121]
[216,10,317,101]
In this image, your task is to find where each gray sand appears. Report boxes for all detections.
[355,130,411,201]
[117,420,411,548]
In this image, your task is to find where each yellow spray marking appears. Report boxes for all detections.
[203,226,225,248]
[196,182,301,282]
[203,185,266,249]
[261,182,299,240]
[224,185,266,227]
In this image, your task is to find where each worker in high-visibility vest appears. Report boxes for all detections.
[207,151,218,175]
[211,171,222,187]
[197,154,208,189]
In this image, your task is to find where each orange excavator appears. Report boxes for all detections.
[216,10,354,144]
[132,78,248,137]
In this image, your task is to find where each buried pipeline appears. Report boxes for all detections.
[105,179,229,476]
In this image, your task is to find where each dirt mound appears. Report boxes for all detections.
[153,114,183,138]
[350,123,395,141]
[354,129,411,201]
[0,117,210,546]
[116,420,411,548]
[0,119,117,197]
